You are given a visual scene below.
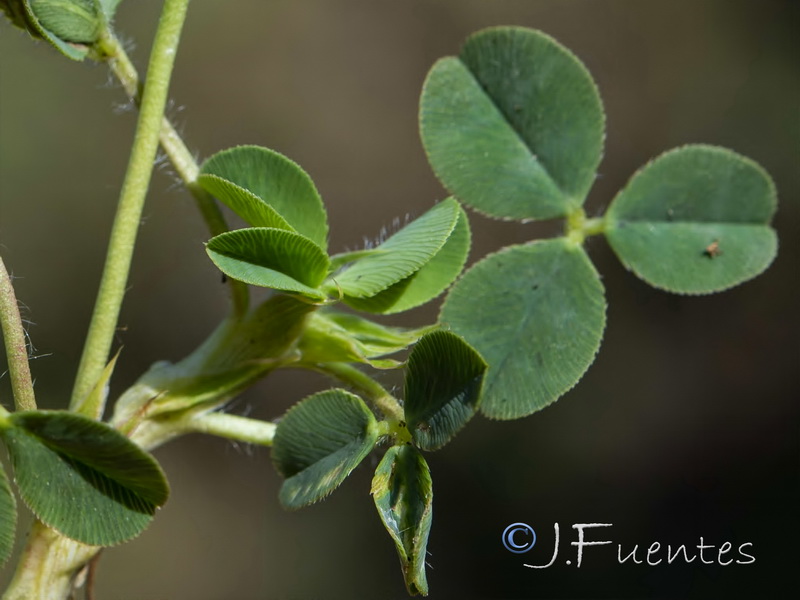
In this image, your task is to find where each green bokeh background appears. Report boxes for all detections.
[1,1,797,598]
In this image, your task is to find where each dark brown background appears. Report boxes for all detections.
[1,1,797,598]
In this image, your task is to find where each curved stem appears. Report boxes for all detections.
[312,362,404,421]
[96,32,249,316]
[182,411,276,446]
[0,255,36,411]
[70,0,192,410]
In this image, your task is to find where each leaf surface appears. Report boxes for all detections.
[30,0,100,43]
[404,331,486,450]
[420,26,604,220]
[440,239,606,419]
[0,465,15,566]
[0,411,169,546]
[200,145,328,249]
[343,203,471,314]
[371,445,433,596]
[272,390,378,508]
[605,145,778,294]
[206,228,330,300]
[331,198,460,298]
[198,175,295,233]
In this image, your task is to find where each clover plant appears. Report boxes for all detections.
[0,1,778,598]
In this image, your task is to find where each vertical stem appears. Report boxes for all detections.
[97,32,249,316]
[0,255,36,411]
[70,0,193,410]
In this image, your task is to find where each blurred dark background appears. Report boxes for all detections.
[1,1,797,598]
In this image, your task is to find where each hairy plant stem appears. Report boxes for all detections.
[69,0,192,412]
[0,255,36,412]
[95,31,249,317]
[4,2,194,599]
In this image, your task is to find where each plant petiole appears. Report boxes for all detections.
[565,207,606,245]
[311,362,404,421]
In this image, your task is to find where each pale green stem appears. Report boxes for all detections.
[70,0,192,411]
[96,31,249,316]
[582,217,606,236]
[183,412,276,446]
[565,208,606,246]
[1,521,99,600]
[0,255,36,411]
[5,5,198,597]
[312,362,404,421]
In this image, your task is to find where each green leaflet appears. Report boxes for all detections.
[206,228,330,301]
[200,145,329,250]
[1,0,34,30]
[404,331,486,451]
[272,389,379,509]
[197,175,295,233]
[0,464,16,566]
[330,198,460,299]
[440,239,606,419]
[30,0,101,43]
[371,445,433,596]
[328,248,388,273]
[1,0,91,59]
[0,411,169,546]
[420,26,604,221]
[605,145,778,294]
[342,203,471,314]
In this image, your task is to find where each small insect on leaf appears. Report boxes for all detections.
[704,239,722,259]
